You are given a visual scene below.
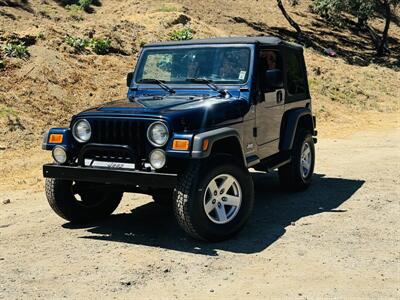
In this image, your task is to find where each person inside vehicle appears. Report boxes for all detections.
[219,54,241,80]
[260,50,279,70]
[259,50,282,94]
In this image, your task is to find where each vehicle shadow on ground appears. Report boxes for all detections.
[63,173,364,255]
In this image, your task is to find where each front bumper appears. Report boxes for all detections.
[43,164,177,188]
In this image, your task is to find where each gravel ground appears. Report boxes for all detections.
[0,129,399,299]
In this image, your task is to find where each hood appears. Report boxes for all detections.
[75,95,250,132]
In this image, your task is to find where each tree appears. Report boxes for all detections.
[276,0,303,40]
[377,0,392,56]
[311,0,399,56]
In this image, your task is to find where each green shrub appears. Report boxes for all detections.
[169,27,194,41]
[65,0,93,13]
[65,36,90,52]
[310,0,376,25]
[79,0,93,11]
[89,38,111,55]
[65,36,111,55]
[2,42,29,59]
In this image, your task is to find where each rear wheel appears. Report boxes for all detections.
[45,178,123,223]
[173,158,254,242]
[279,128,315,191]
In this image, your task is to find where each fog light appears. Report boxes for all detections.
[52,146,67,164]
[149,149,166,169]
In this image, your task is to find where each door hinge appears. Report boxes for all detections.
[253,127,258,137]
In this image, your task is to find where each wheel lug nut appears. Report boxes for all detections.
[214,191,217,196]
[222,197,227,201]
[217,203,221,207]
[220,189,224,194]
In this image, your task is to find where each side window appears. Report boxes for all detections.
[259,49,283,92]
[286,51,306,95]
[260,50,283,72]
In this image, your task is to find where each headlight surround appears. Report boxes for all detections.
[72,119,91,143]
[147,121,169,147]
[52,146,67,164]
[149,149,166,169]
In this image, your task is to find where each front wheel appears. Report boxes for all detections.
[45,178,123,223]
[173,159,254,242]
[278,128,315,191]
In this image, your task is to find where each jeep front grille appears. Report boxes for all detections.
[88,118,148,158]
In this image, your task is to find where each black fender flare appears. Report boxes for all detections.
[279,108,315,151]
[191,127,247,166]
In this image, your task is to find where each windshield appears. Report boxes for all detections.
[135,46,251,84]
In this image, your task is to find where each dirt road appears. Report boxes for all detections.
[1,128,399,299]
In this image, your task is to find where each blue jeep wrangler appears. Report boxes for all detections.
[43,37,317,241]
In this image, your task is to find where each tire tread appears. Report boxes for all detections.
[173,162,205,240]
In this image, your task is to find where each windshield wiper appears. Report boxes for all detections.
[186,78,228,97]
[139,78,175,94]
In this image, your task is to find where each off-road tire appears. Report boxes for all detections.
[45,178,123,223]
[278,128,315,191]
[173,157,254,242]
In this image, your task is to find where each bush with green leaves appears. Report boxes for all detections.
[65,36,90,52]
[79,0,93,11]
[310,0,399,55]
[65,36,111,55]
[65,0,93,13]
[89,38,111,55]
[169,27,194,41]
[2,42,29,59]
[311,0,375,23]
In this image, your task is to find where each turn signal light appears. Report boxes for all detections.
[49,134,63,144]
[172,139,190,150]
[202,139,209,151]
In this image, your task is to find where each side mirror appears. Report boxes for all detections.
[265,69,283,90]
[126,72,134,87]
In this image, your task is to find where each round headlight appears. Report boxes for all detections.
[73,119,91,143]
[147,122,169,147]
[149,149,166,169]
[52,146,67,164]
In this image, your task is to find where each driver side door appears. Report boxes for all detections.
[255,49,285,158]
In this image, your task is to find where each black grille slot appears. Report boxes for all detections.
[90,119,143,145]
[88,118,146,160]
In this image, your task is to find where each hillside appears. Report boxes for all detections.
[0,0,399,151]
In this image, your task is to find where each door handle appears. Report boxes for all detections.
[276,91,283,103]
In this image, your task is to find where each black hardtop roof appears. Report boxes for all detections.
[144,36,303,50]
